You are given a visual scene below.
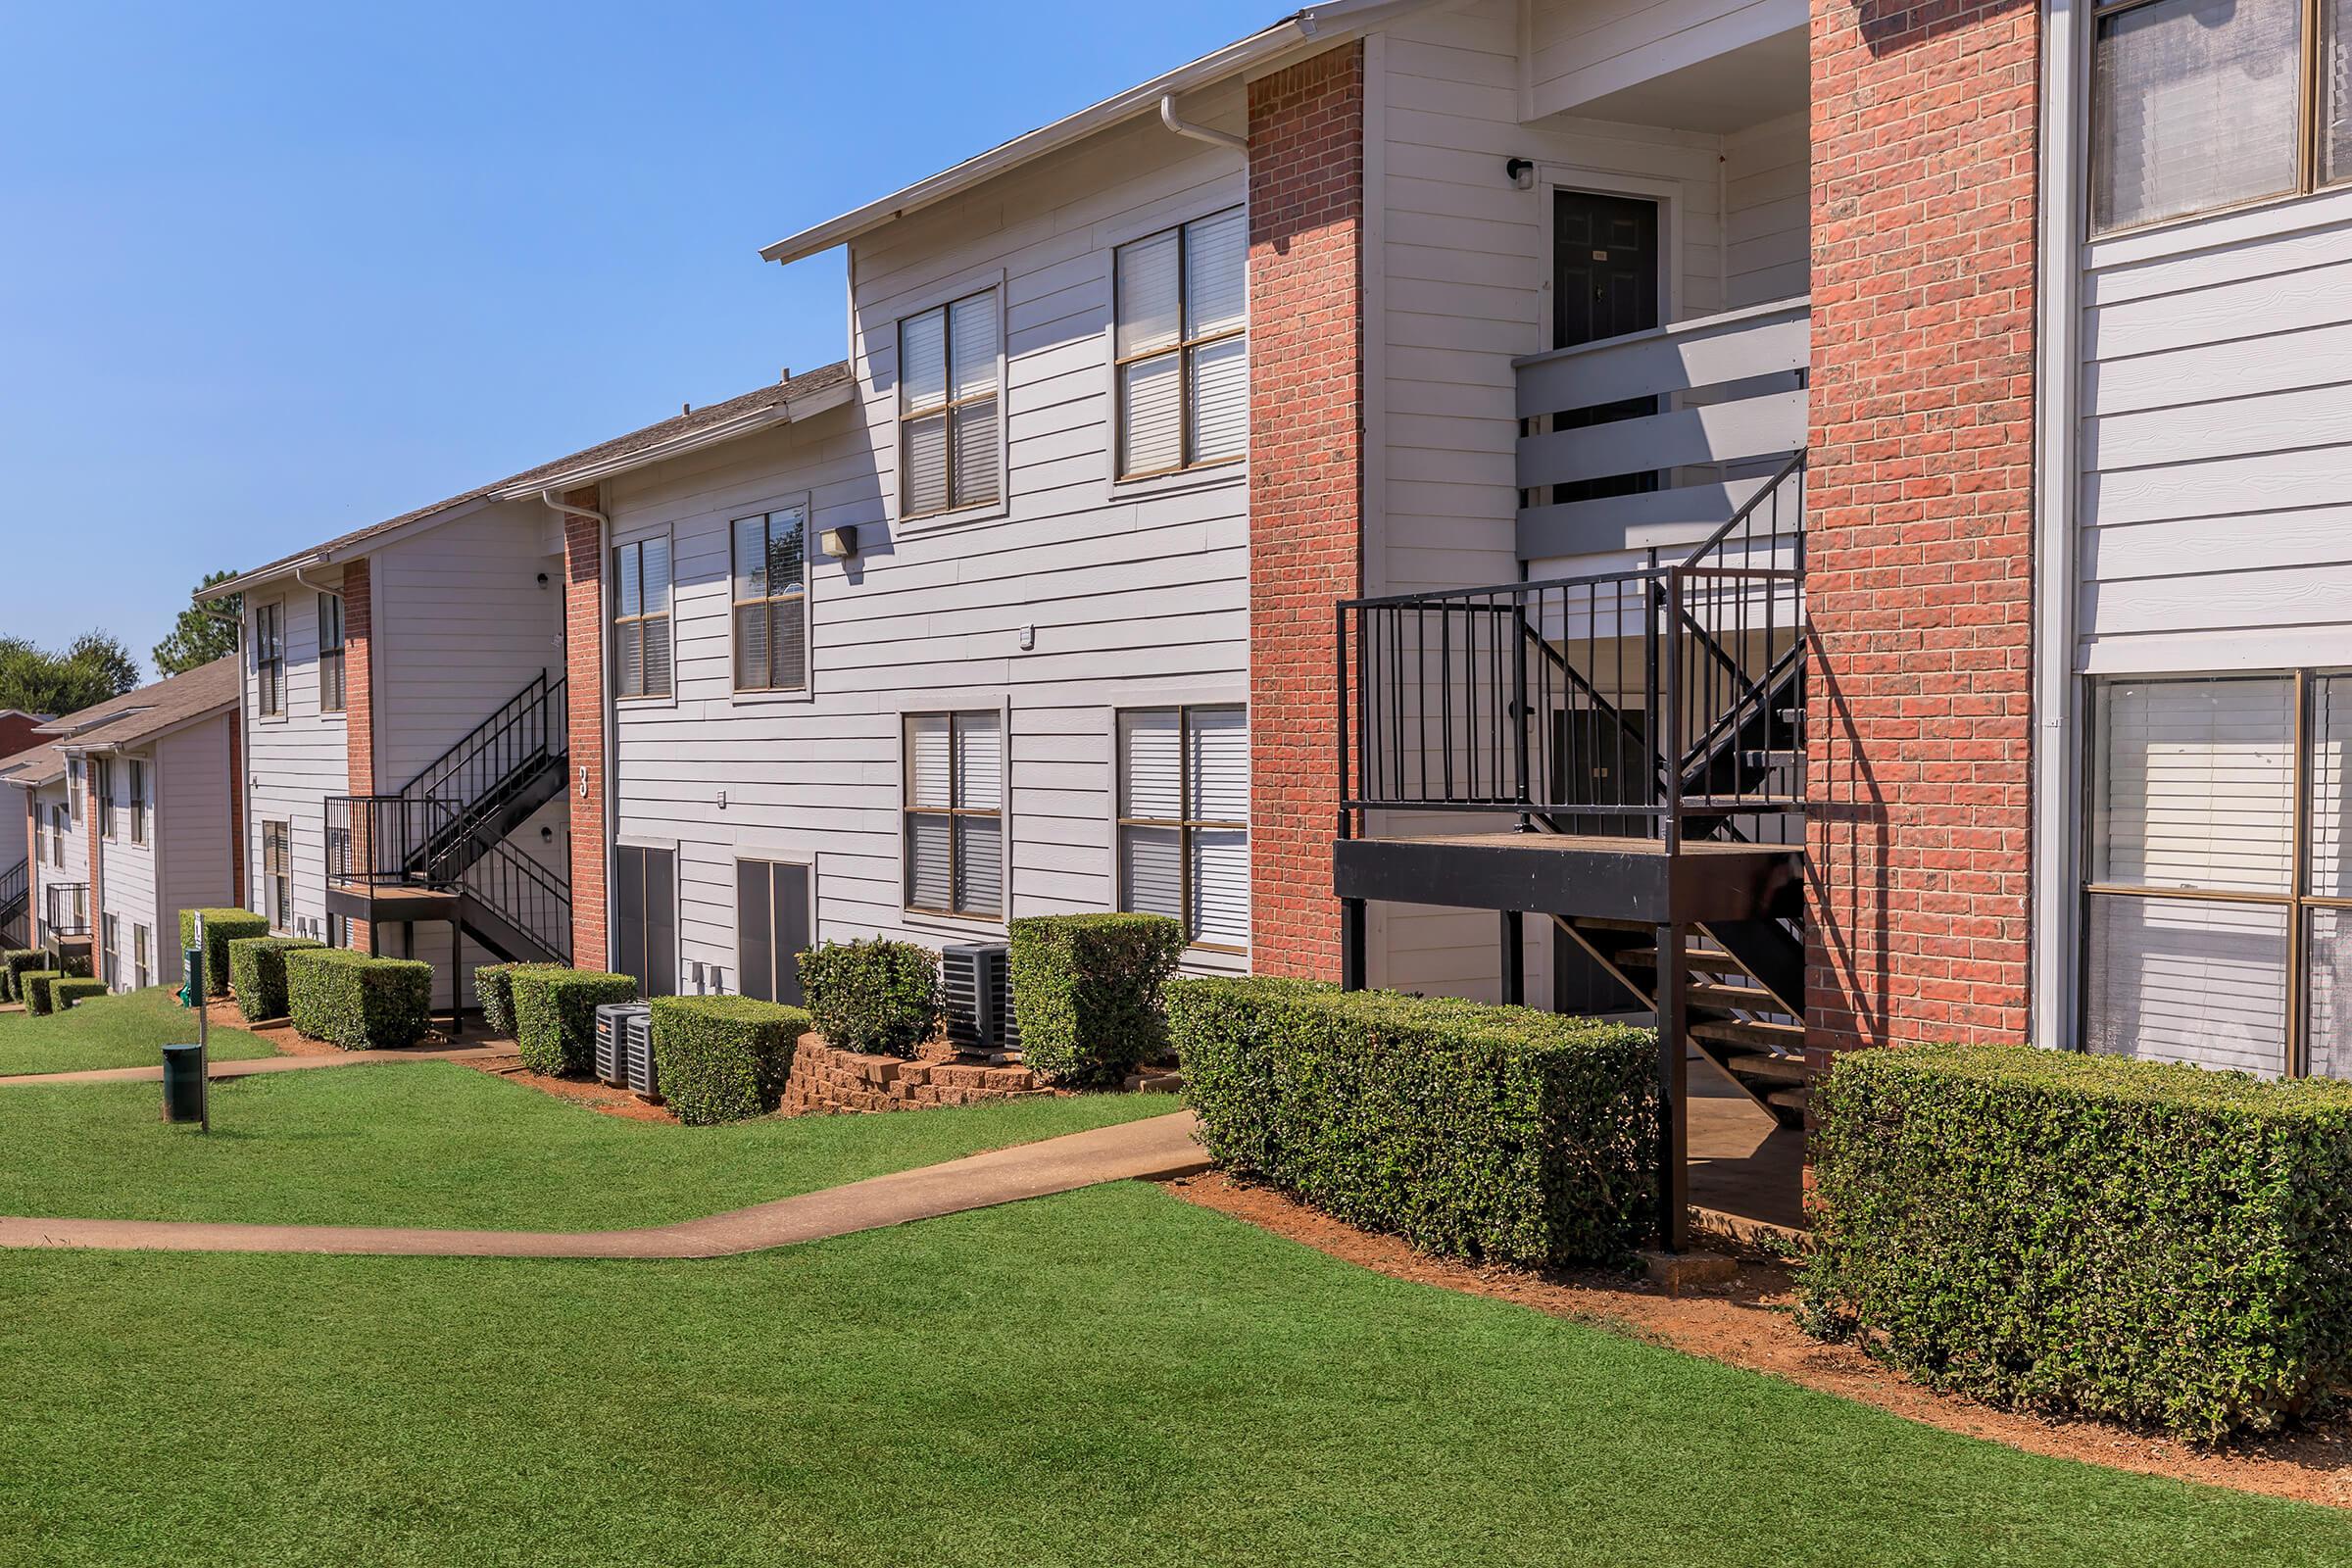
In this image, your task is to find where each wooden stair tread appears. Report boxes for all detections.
[1685,980,1787,1012]
[1618,946,1746,974]
[1767,1087,1810,1110]
[1563,916,1653,934]
[1727,1052,1809,1084]
[1690,1017,1804,1047]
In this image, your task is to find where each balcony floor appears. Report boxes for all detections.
[1335,831,1799,926]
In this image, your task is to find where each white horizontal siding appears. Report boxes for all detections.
[1529,0,1806,122]
[152,718,236,988]
[244,586,344,938]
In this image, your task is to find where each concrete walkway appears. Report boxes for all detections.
[0,1109,1208,1259]
[0,1041,520,1088]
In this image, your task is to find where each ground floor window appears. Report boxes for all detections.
[737,858,812,1004]
[263,820,292,931]
[133,924,150,990]
[613,843,677,999]
[1115,705,1249,950]
[904,710,1003,919]
[102,913,120,988]
[2083,671,2352,1077]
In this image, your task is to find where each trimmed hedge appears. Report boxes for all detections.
[283,949,432,1052]
[475,961,565,1039]
[1,948,41,1003]
[510,967,637,1077]
[797,940,940,1059]
[1172,977,1659,1267]
[52,977,107,1010]
[180,907,270,997]
[21,970,64,1016]
[1799,1045,2352,1441]
[650,995,810,1126]
[1007,913,1186,1086]
[227,936,324,1022]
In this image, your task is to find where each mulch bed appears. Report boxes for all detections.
[1162,1170,2352,1509]
[461,1056,677,1122]
[199,999,464,1058]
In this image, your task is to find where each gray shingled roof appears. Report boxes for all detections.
[0,657,241,788]
[210,362,853,597]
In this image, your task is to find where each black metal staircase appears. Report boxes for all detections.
[0,861,26,951]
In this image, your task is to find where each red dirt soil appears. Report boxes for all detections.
[461,1056,676,1122]
[1162,1171,2352,1509]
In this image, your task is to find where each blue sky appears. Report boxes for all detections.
[0,0,1274,675]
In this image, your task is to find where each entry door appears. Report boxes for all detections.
[1550,190,1663,504]
[612,844,676,999]
[737,858,811,1005]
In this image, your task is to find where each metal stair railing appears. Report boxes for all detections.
[396,674,570,882]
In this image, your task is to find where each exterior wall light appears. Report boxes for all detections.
[1505,157,1535,190]
[820,525,860,562]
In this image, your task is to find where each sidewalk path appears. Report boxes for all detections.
[0,1110,1208,1259]
[0,1041,520,1088]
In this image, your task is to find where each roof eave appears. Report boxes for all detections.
[487,380,857,500]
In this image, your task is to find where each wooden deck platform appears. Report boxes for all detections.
[1334,831,1800,925]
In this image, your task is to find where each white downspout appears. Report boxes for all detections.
[1160,94,1247,153]
[538,489,610,969]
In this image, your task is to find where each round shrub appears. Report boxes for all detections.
[650,995,810,1126]
[51,977,107,1010]
[797,939,940,1058]
[21,970,64,1016]
[1,948,42,1003]
[284,949,433,1051]
[1007,913,1186,1086]
[179,907,270,997]
[475,961,565,1039]
[510,967,637,1077]
[227,936,324,1022]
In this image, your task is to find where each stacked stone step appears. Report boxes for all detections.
[781,1033,1055,1116]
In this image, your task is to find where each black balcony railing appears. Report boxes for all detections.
[1339,454,1805,852]
[324,795,461,888]
[41,881,91,941]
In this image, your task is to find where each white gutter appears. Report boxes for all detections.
[489,382,855,500]
[1160,95,1247,153]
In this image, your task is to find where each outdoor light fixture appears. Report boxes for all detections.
[1505,157,1535,190]
[820,524,859,562]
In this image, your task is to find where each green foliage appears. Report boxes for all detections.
[283,949,432,1052]
[1799,1045,2352,1441]
[179,907,270,998]
[226,936,323,1022]
[474,961,564,1039]
[0,949,41,1003]
[510,968,637,1077]
[650,995,810,1126]
[797,939,940,1058]
[0,631,139,717]
[21,971,64,1016]
[1006,913,1186,1086]
[151,571,242,676]
[51,978,107,1010]
[1171,976,1660,1267]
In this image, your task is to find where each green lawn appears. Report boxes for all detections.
[0,1059,1177,1230]
[3,1182,2346,1567]
[0,986,276,1076]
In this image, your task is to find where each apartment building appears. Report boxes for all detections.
[0,659,241,990]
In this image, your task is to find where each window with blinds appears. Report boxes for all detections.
[611,536,673,699]
[128,759,145,845]
[102,913,119,988]
[1114,208,1247,479]
[67,759,82,823]
[904,710,1004,918]
[318,591,346,713]
[93,758,114,841]
[2090,0,2345,232]
[899,290,1001,519]
[263,819,292,932]
[49,805,66,866]
[255,601,285,716]
[1117,705,1249,949]
[133,923,150,990]
[732,506,809,693]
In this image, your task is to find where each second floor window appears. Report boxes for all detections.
[2090,0,2339,232]
[904,710,1003,918]
[67,759,82,824]
[898,289,1001,518]
[49,804,65,865]
[611,537,673,699]
[93,758,113,840]
[255,601,286,716]
[1114,207,1247,478]
[128,760,145,845]
[732,506,808,693]
[318,592,346,713]
[263,820,292,931]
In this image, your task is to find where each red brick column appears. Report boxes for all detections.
[1246,42,1364,981]
[343,559,375,953]
[1804,0,2038,1056]
[562,489,608,971]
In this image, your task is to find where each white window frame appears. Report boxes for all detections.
[898,701,1010,927]
[127,758,145,846]
[254,600,286,720]
[729,497,815,702]
[734,848,820,1003]
[133,923,150,990]
[1109,206,1250,486]
[1112,701,1250,955]
[262,819,293,933]
[610,531,675,704]
[887,271,1007,531]
[92,757,113,841]
[67,758,82,825]
[317,591,347,715]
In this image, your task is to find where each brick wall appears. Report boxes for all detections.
[1804,0,2039,1055]
[1247,42,1364,981]
[563,490,608,971]
[343,558,375,953]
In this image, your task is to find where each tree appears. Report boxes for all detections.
[0,632,141,717]
[153,569,243,676]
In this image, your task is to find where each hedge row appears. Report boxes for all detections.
[180,907,269,997]
[1172,977,1660,1267]
[21,970,64,1015]
[52,977,107,1010]
[511,967,637,1076]
[474,962,566,1040]
[0,949,40,1003]
[651,995,809,1126]
[227,937,323,1022]
[1007,913,1185,1087]
[1800,1045,2352,1441]
[284,949,432,1052]
[798,940,938,1058]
